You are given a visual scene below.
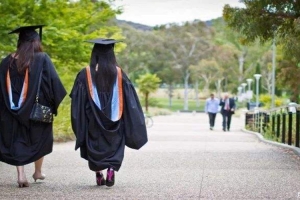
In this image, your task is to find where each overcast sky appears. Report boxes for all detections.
[113,0,245,26]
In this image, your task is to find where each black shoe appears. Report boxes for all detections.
[210,127,213,130]
[106,168,115,187]
[96,172,106,186]
[223,128,226,132]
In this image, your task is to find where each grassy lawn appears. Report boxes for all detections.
[149,97,206,112]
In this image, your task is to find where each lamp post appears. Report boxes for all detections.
[246,79,253,91]
[271,35,276,109]
[254,74,262,107]
[241,83,247,93]
[237,86,242,102]
[241,83,247,102]
[246,79,253,102]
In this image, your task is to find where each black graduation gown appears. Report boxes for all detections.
[70,68,147,172]
[0,52,67,166]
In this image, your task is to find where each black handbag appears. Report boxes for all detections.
[29,69,53,123]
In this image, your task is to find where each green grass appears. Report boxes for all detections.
[150,97,206,112]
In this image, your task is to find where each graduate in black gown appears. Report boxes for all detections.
[0,25,67,187]
[70,38,148,187]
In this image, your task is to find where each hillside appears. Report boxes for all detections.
[116,18,218,31]
[116,19,153,31]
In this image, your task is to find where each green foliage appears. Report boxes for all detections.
[0,0,123,141]
[136,73,161,111]
[259,94,284,109]
[136,73,161,95]
[154,98,205,112]
[223,1,300,98]
[223,1,300,43]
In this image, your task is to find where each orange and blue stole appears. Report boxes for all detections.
[86,66,123,121]
[6,68,29,110]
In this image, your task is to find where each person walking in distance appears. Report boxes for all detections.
[205,93,219,130]
[219,93,236,131]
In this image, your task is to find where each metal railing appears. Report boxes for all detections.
[245,105,300,148]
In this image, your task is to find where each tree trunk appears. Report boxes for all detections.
[195,80,200,108]
[215,79,222,98]
[183,71,190,111]
[168,84,173,107]
[238,54,245,83]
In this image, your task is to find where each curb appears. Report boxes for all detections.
[242,128,300,157]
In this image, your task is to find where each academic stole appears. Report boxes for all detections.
[6,68,29,110]
[86,66,123,121]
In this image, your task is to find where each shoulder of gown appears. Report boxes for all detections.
[37,52,67,115]
[121,70,148,150]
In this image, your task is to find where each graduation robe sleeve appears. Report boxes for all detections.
[70,72,88,150]
[122,72,148,150]
[41,53,67,116]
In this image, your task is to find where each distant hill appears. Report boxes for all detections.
[116,18,217,31]
[116,20,153,31]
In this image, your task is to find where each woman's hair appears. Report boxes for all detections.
[12,39,43,73]
[90,44,118,92]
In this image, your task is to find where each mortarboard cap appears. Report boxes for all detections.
[9,25,44,41]
[86,38,122,53]
[86,38,122,45]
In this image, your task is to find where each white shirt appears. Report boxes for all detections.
[205,98,220,113]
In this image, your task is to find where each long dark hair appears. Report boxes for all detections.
[90,44,118,92]
[12,39,43,73]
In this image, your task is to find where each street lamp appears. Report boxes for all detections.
[237,86,243,102]
[254,74,262,107]
[241,83,247,102]
[246,79,253,91]
[271,25,277,109]
[246,79,253,102]
[241,83,247,93]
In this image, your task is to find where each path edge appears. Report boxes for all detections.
[242,128,300,156]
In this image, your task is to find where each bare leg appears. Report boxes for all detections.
[32,157,46,181]
[16,166,29,187]
[34,157,44,175]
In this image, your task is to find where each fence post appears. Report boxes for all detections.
[282,113,286,144]
[272,114,275,136]
[257,112,261,133]
[288,112,293,145]
[263,113,270,133]
[296,110,300,147]
[276,114,281,138]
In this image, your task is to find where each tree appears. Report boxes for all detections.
[117,23,156,80]
[223,1,300,43]
[223,1,300,99]
[155,21,213,110]
[0,0,123,140]
[190,59,219,95]
[136,73,161,112]
[0,0,123,91]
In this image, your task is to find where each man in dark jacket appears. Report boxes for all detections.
[219,93,236,131]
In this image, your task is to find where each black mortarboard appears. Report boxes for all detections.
[8,25,44,41]
[86,38,122,54]
[86,38,121,45]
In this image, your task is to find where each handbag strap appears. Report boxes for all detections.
[35,69,42,103]
[35,53,46,103]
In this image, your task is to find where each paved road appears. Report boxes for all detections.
[1,113,300,200]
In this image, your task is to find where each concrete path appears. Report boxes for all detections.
[1,113,300,200]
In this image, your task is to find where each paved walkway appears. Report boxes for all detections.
[1,113,300,200]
